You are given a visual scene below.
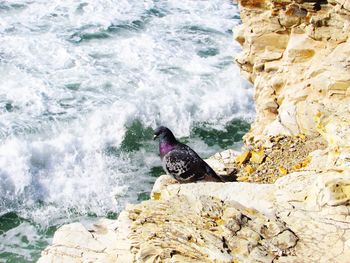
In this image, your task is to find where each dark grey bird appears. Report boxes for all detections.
[153,126,224,183]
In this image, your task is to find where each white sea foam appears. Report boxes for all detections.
[0,0,252,214]
[0,0,253,260]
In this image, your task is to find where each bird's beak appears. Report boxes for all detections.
[153,135,158,140]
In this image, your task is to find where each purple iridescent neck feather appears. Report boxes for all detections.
[159,142,174,159]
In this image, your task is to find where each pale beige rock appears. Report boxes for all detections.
[38,170,350,263]
[52,223,105,251]
[235,9,350,260]
[150,174,177,200]
[205,148,239,176]
[274,171,350,262]
[161,178,275,215]
[236,0,350,147]
[124,192,297,263]
[38,212,134,263]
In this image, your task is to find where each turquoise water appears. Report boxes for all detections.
[0,0,253,262]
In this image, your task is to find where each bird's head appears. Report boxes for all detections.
[153,126,177,144]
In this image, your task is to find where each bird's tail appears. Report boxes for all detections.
[217,168,238,182]
[205,164,237,182]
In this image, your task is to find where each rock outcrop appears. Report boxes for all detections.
[38,0,350,262]
[235,0,350,147]
[38,170,350,262]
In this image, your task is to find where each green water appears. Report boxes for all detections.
[121,119,250,153]
[0,213,58,263]
[192,119,250,148]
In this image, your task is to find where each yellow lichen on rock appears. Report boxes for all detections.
[251,148,265,164]
[244,165,255,174]
[235,151,251,165]
[278,166,288,175]
[151,192,161,201]
[237,175,250,182]
[235,135,325,183]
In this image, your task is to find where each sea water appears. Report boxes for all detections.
[0,0,254,262]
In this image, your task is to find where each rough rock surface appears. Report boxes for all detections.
[160,172,350,262]
[235,0,350,148]
[38,0,350,262]
[39,175,295,263]
[234,134,326,183]
[39,171,350,262]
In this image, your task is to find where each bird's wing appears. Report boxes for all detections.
[163,147,203,182]
[181,144,224,182]
[163,144,222,182]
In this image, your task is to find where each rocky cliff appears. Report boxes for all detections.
[38,0,350,262]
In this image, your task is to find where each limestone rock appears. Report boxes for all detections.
[38,213,134,263]
[126,194,295,263]
[236,0,350,147]
[205,149,239,177]
[150,174,177,200]
[38,171,350,263]
[274,171,350,262]
[38,176,295,263]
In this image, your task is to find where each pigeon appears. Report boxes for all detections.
[153,126,224,183]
